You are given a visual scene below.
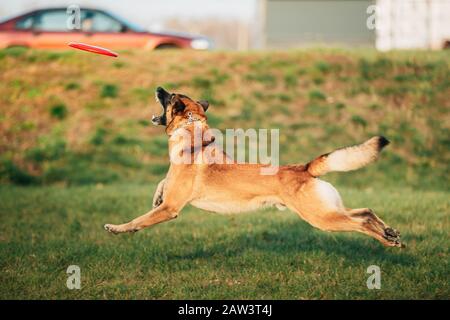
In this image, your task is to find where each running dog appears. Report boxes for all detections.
[104,87,404,248]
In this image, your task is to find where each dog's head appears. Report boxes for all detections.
[152,87,209,131]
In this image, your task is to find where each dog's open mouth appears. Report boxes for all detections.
[152,87,169,126]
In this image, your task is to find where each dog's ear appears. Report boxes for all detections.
[198,100,209,111]
[173,100,186,113]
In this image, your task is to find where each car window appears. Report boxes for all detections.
[34,10,67,31]
[82,11,122,32]
[16,15,34,30]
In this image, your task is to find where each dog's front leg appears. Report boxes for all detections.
[104,203,181,234]
[152,178,166,208]
[105,165,194,234]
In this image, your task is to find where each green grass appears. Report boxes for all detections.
[0,183,448,299]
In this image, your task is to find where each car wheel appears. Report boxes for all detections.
[154,43,179,50]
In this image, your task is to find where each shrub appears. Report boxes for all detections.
[192,77,212,89]
[245,73,277,86]
[138,119,150,127]
[241,103,254,121]
[315,61,331,74]
[65,82,80,91]
[305,104,331,117]
[0,160,37,185]
[277,93,292,102]
[90,128,109,145]
[3,46,28,58]
[351,115,367,128]
[284,72,298,88]
[359,57,393,80]
[335,102,346,110]
[49,104,68,120]
[308,89,326,101]
[27,88,41,98]
[112,61,125,68]
[313,77,324,85]
[100,84,118,98]
[210,69,230,84]
[112,135,140,145]
[252,91,265,100]
[26,139,66,162]
[200,89,225,107]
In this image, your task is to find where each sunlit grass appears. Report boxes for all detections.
[0,184,448,299]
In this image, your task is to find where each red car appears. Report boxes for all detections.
[0,7,212,50]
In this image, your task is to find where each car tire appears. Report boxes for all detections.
[154,43,179,50]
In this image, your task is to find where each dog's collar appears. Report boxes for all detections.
[166,112,207,135]
[186,111,199,124]
[182,111,205,127]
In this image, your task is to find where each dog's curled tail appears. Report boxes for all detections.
[306,136,390,177]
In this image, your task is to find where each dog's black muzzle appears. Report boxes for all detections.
[152,87,170,126]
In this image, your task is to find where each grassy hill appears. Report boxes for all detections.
[0,47,448,189]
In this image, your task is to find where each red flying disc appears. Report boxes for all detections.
[68,42,118,57]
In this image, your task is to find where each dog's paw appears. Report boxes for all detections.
[383,227,405,248]
[385,227,400,238]
[104,223,138,234]
[104,224,119,234]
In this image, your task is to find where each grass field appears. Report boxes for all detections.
[0,48,448,299]
[0,184,448,299]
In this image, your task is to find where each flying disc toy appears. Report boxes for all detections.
[68,42,118,57]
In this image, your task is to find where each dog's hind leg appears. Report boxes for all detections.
[152,178,166,208]
[282,179,403,247]
[347,208,403,247]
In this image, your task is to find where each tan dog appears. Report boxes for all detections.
[104,87,404,248]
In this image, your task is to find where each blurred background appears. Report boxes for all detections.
[1,0,450,50]
[0,0,449,189]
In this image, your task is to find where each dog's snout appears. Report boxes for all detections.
[156,87,171,106]
[151,114,166,126]
[151,115,160,124]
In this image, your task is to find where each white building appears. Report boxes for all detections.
[258,0,450,50]
[375,0,450,50]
